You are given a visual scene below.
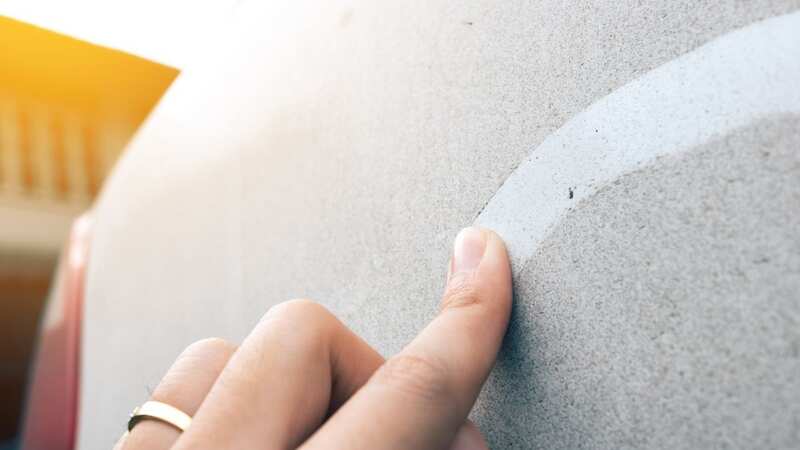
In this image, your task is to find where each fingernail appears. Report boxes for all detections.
[451,227,487,275]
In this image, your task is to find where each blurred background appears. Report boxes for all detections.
[0,0,238,446]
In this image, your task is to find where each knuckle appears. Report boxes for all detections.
[264,298,330,323]
[151,374,184,405]
[183,337,236,356]
[154,338,236,403]
[261,298,336,346]
[372,354,453,403]
[174,337,236,370]
[440,276,484,311]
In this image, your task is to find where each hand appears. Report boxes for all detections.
[116,227,512,450]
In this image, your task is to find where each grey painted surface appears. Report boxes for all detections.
[475,114,800,448]
[476,11,800,270]
[472,15,800,447]
[80,2,799,449]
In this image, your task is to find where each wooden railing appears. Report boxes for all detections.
[0,97,122,206]
[0,96,134,253]
[0,17,177,254]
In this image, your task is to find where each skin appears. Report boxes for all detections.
[117,227,512,450]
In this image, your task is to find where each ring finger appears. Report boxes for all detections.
[118,337,237,450]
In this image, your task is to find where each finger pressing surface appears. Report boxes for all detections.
[302,227,512,450]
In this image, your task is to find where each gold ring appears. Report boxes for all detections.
[128,401,193,432]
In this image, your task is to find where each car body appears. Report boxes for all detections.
[22,1,800,449]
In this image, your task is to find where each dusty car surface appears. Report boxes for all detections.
[27,1,800,449]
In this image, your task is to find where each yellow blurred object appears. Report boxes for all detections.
[0,16,178,254]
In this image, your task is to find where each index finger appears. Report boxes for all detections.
[301,227,512,450]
